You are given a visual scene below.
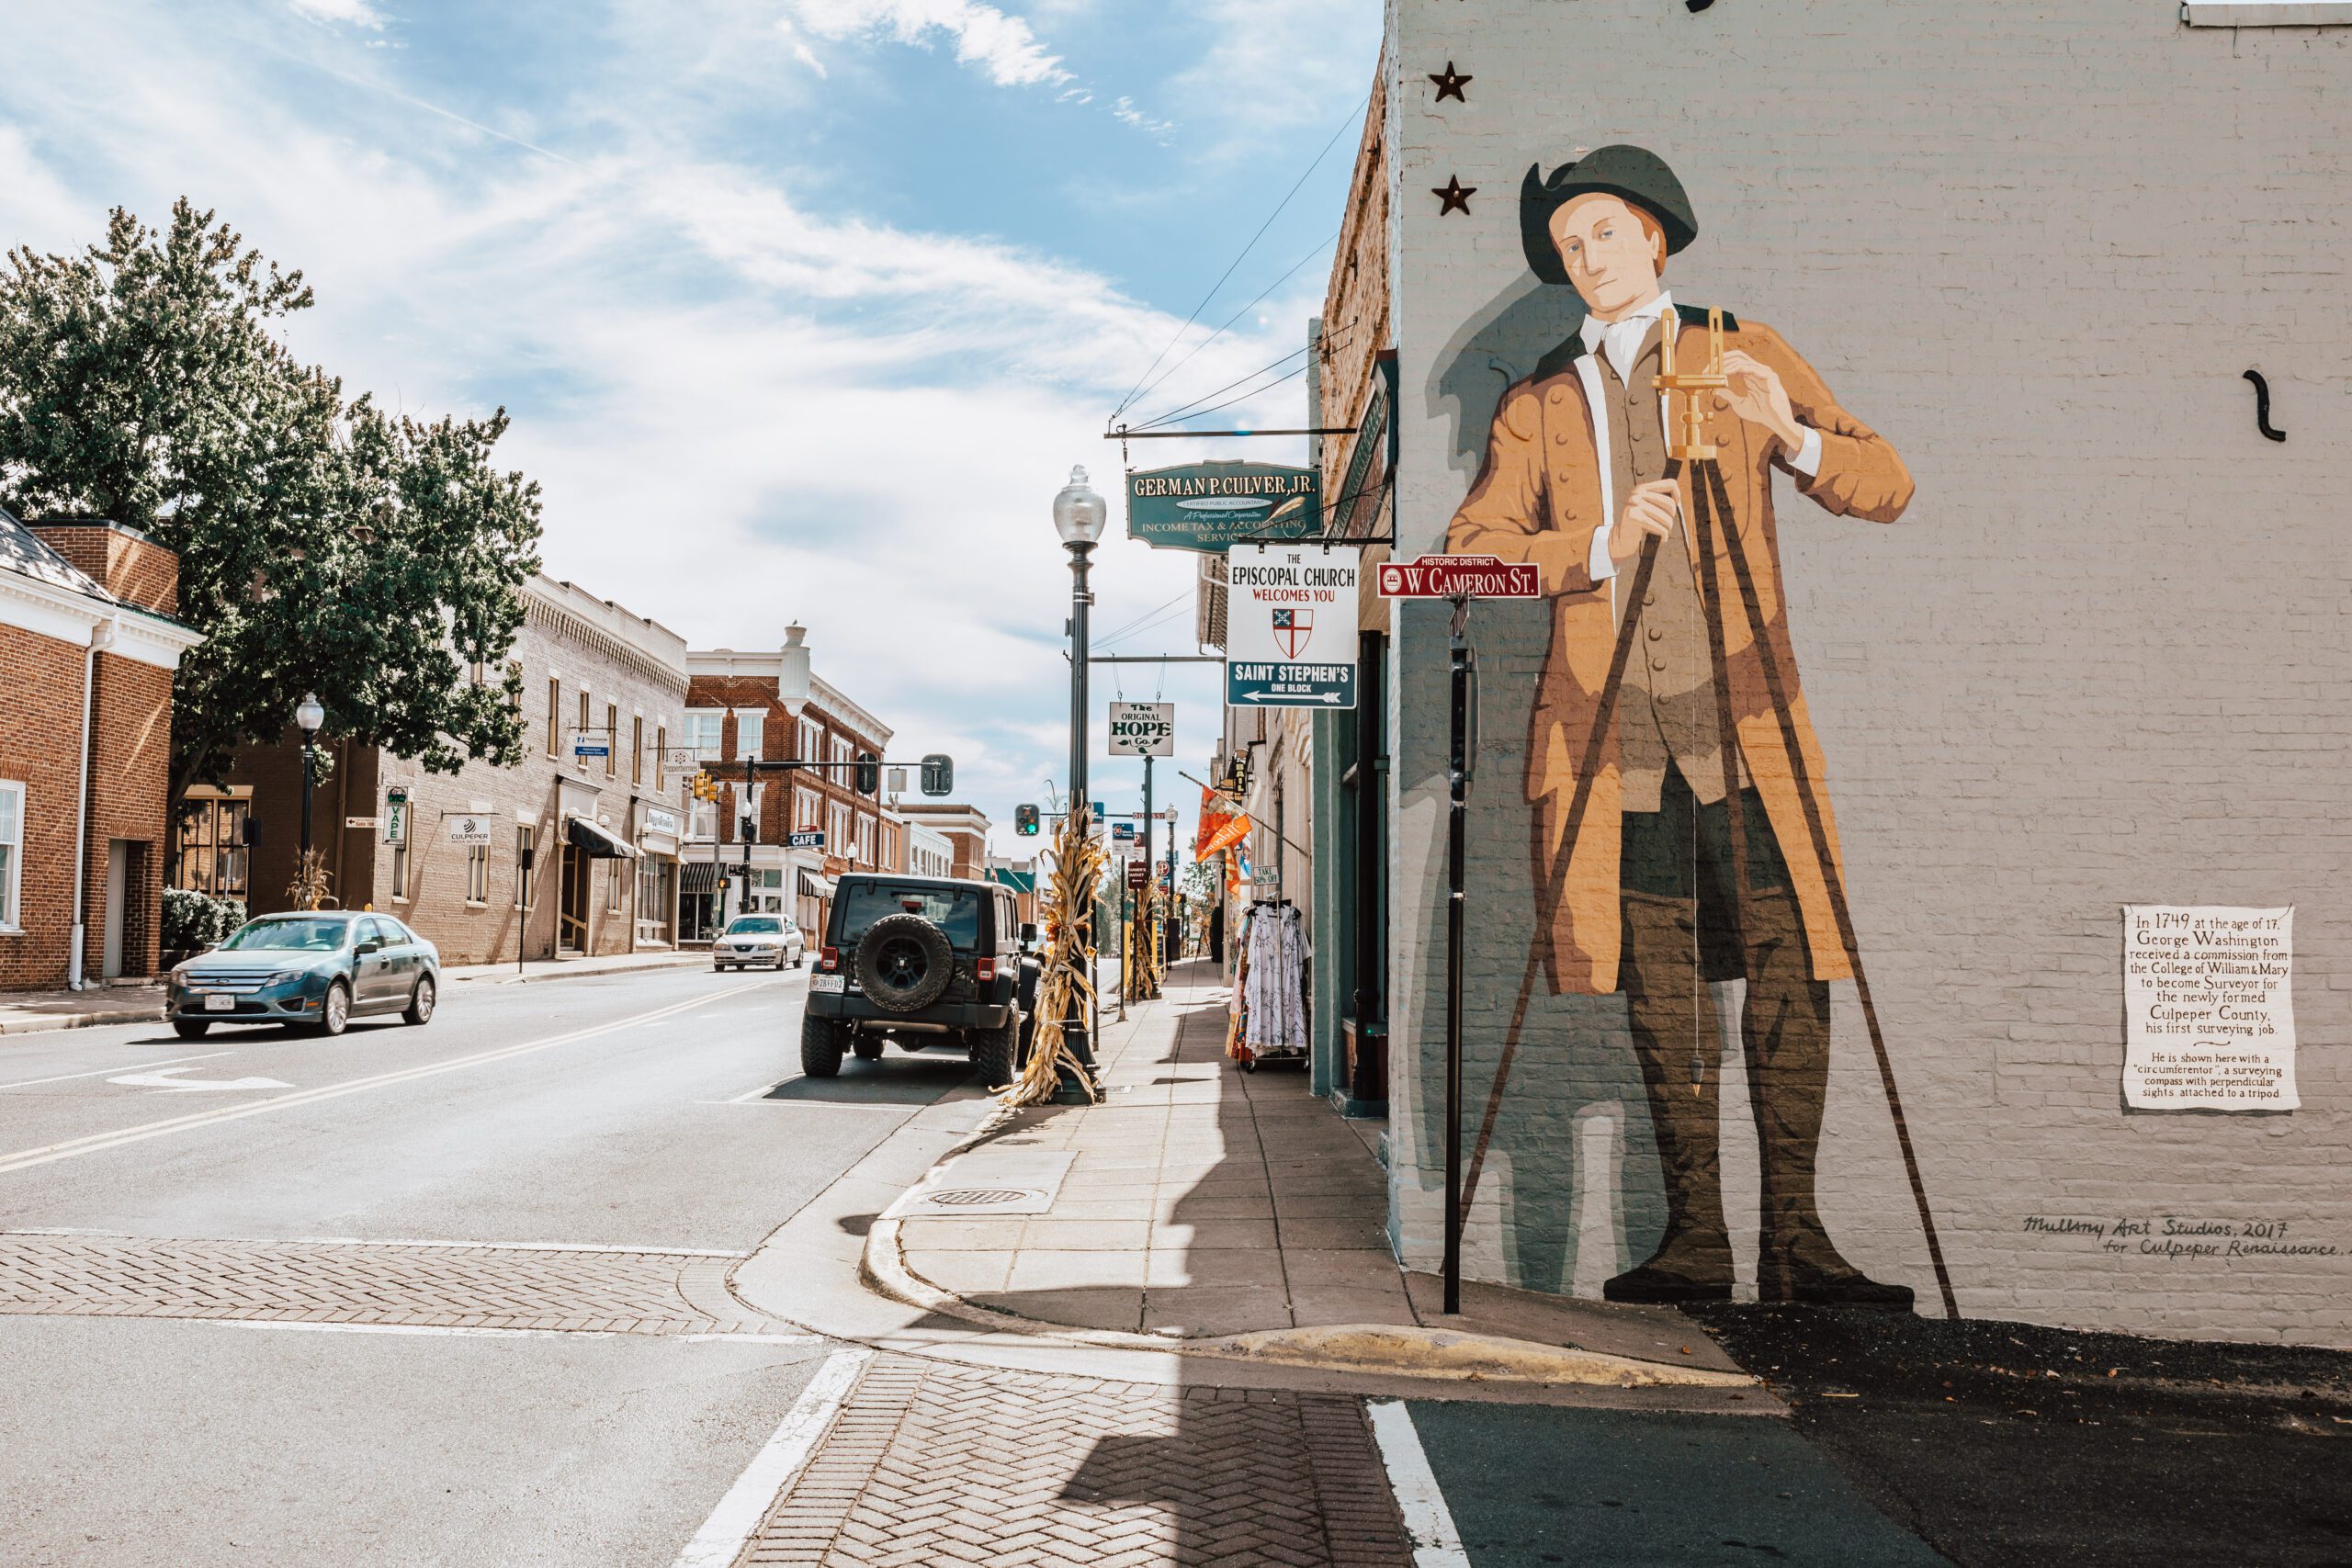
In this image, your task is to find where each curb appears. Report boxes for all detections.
[0,1005,164,1037]
[861,1215,1757,1393]
[449,953,707,987]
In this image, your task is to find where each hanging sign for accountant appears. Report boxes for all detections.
[1126,461,1319,554]
[1226,545,1358,709]
[1106,702,1175,758]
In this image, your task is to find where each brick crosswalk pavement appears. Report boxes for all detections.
[0,1231,785,1335]
[741,1355,1412,1567]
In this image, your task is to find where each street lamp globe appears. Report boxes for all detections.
[295,693,325,735]
[1051,466,1107,547]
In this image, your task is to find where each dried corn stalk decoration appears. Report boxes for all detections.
[287,849,332,912]
[1001,810,1103,1106]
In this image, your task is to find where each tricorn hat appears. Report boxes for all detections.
[1520,145,1697,284]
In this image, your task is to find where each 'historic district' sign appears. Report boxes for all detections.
[1226,545,1359,709]
[1376,554,1543,598]
[1106,701,1176,757]
[1126,461,1320,553]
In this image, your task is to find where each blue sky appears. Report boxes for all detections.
[0,0,1380,853]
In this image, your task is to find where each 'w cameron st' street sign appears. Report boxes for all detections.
[1375,555,1542,598]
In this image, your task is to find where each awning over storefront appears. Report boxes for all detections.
[565,814,640,860]
[681,862,718,895]
[798,869,837,898]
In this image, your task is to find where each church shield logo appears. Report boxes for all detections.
[1272,607,1315,660]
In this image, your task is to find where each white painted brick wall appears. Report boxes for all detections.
[1379,0,2351,1344]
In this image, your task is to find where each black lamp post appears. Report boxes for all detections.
[1053,466,1106,1062]
[295,691,324,865]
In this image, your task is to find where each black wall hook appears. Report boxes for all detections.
[2244,369,2287,443]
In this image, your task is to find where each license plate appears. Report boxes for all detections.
[809,974,845,993]
[203,994,235,1011]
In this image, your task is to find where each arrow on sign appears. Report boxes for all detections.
[107,1068,293,1094]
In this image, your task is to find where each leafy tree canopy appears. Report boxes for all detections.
[0,199,542,844]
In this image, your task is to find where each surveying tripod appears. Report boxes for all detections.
[1456,308,1959,1318]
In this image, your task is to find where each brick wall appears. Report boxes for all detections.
[0,625,178,987]
[30,524,179,615]
[0,625,89,988]
[686,675,889,865]
[1378,0,2351,1344]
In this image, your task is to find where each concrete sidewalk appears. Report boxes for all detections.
[0,948,707,1035]
[877,957,1745,1383]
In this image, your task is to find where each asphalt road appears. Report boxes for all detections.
[0,963,978,1567]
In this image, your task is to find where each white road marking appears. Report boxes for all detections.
[671,1347,870,1568]
[211,1321,819,1345]
[0,1051,232,1093]
[107,1068,293,1093]
[1365,1399,1473,1568]
[0,980,776,1178]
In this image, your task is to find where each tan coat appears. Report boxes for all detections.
[1444,315,1914,994]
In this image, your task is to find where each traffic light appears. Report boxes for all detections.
[855,750,880,796]
[690,770,718,802]
[1015,804,1039,836]
[920,752,954,796]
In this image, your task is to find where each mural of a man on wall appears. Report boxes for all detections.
[1445,146,1916,1308]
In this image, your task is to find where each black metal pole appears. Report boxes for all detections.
[1442,596,1471,1315]
[299,735,315,865]
[1067,541,1095,1069]
[1141,755,1153,995]
[740,756,755,926]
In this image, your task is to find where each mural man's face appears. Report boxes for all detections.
[1550,194,1666,321]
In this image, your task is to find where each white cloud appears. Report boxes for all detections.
[288,0,386,28]
[0,1,1330,852]
[787,0,1069,89]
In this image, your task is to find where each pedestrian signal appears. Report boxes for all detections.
[1015,804,1040,836]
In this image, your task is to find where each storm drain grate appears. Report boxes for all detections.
[913,1187,1047,1210]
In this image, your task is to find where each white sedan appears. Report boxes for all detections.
[712,915,805,971]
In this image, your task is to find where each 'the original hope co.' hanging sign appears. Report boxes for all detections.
[1126,461,1320,554]
[1225,546,1358,709]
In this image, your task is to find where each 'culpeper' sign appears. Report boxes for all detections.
[1375,554,1542,598]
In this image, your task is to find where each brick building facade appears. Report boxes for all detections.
[0,513,201,990]
[206,576,690,964]
[1340,0,2349,1345]
[684,638,894,942]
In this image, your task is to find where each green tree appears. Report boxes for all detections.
[0,200,541,863]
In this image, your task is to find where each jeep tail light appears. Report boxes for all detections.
[819,947,839,972]
[976,957,995,983]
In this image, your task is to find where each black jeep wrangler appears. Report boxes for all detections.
[800,873,1037,1082]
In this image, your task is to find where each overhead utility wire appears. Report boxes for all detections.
[1126,323,1351,434]
[1118,228,1340,421]
[1130,357,1314,434]
[1110,93,1370,421]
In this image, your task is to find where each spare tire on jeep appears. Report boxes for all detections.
[854,912,955,1013]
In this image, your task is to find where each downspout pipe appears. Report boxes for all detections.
[67,616,117,991]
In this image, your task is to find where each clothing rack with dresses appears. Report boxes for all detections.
[1227,897,1309,1073]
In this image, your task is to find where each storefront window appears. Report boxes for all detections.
[173,795,251,899]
